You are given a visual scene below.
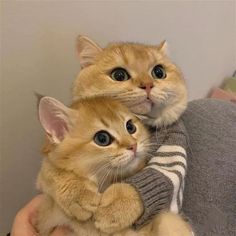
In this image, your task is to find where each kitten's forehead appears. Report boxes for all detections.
[98,43,163,71]
[74,97,133,129]
[76,101,136,139]
[94,113,128,137]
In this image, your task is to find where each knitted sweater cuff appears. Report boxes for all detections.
[125,168,173,230]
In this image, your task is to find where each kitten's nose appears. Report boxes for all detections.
[127,143,137,154]
[139,82,154,96]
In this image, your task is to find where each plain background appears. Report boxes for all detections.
[1,0,235,234]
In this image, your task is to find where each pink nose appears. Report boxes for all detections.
[127,143,137,154]
[139,82,154,96]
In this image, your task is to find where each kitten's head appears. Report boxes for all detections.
[39,96,150,189]
[73,36,187,127]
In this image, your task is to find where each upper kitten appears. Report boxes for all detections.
[73,36,187,127]
[39,96,150,190]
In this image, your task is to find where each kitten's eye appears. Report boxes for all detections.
[126,120,136,134]
[110,68,130,81]
[94,131,113,146]
[151,65,166,79]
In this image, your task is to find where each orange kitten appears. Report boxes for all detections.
[36,96,191,236]
[38,96,150,187]
[73,36,187,127]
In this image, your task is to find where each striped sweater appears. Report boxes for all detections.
[126,118,188,229]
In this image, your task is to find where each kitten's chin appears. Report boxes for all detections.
[119,155,147,179]
[129,100,153,114]
[144,99,187,127]
[96,156,146,192]
[127,96,187,127]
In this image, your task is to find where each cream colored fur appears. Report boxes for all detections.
[36,97,192,236]
[37,164,192,236]
[73,36,188,127]
[38,193,192,236]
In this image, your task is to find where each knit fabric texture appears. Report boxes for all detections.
[182,99,236,236]
[125,119,188,229]
[126,98,236,235]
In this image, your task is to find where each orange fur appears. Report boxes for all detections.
[73,36,188,127]
[36,97,192,236]
[37,97,149,235]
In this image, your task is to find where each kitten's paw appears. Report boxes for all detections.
[94,183,143,234]
[78,179,101,213]
[61,179,101,221]
[152,212,193,236]
[69,202,93,221]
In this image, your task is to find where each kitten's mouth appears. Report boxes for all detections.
[132,97,153,106]
[147,96,154,103]
[129,98,153,115]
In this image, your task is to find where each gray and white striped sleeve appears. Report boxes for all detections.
[125,119,188,229]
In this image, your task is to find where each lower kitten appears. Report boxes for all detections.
[36,96,192,236]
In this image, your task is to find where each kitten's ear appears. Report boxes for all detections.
[76,35,102,68]
[38,97,74,144]
[158,40,169,56]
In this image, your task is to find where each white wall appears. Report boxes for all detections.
[1,1,235,233]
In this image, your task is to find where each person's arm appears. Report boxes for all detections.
[10,195,72,236]
[125,119,188,229]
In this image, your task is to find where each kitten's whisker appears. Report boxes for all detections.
[116,166,118,183]
[120,165,124,195]
[89,163,109,176]
[89,163,110,179]
[74,90,124,101]
[111,168,116,199]
[119,91,139,96]
[114,167,119,198]
[97,170,108,192]
[140,142,158,148]
[139,137,153,146]
[99,167,113,193]
[90,163,111,191]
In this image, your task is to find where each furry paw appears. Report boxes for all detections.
[77,179,101,213]
[152,212,193,236]
[69,202,93,221]
[94,183,143,234]
[59,178,101,222]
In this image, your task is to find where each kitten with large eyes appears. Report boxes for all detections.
[36,96,191,236]
[73,36,187,127]
[71,36,191,234]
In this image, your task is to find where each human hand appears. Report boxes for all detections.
[11,195,72,236]
[95,183,143,234]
